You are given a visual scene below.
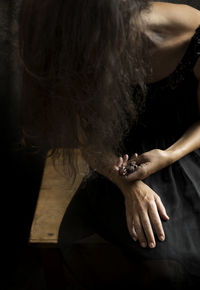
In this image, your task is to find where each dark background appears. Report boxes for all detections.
[1,1,200,290]
[1,1,47,289]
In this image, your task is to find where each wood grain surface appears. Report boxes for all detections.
[29,149,89,244]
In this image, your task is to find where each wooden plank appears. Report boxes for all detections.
[29,149,89,244]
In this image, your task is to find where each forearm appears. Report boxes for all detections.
[165,120,200,163]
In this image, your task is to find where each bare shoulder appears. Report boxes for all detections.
[152,2,200,80]
[145,2,200,35]
[141,2,200,83]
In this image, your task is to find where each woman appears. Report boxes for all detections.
[19,0,200,289]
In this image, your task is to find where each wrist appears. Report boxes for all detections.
[108,168,126,189]
[119,178,142,197]
[164,147,183,164]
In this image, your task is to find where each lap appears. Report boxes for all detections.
[58,173,197,288]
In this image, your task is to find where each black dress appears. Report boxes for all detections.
[59,26,200,289]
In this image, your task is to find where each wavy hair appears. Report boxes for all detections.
[19,0,151,187]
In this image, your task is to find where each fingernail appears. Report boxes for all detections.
[149,242,155,248]
[160,235,165,241]
[141,242,147,248]
[133,237,137,242]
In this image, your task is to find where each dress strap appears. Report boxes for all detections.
[159,25,200,91]
[194,26,200,56]
[179,25,200,71]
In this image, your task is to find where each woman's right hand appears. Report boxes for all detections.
[119,180,170,248]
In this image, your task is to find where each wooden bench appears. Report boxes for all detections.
[29,149,87,245]
[29,149,138,290]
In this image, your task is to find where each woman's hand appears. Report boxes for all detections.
[120,180,170,248]
[114,149,172,182]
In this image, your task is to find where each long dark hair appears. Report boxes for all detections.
[19,0,151,187]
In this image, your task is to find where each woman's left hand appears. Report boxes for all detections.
[114,149,173,182]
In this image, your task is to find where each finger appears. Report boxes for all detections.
[118,156,123,168]
[123,154,129,165]
[113,165,119,171]
[133,214,147,248]
[125,208,137,241]
[155,196,170,221]
[139,211,156,248]
[130,152,138,160]
[148,202,165,242]
[113,157,123,171]
[132,223,138,241]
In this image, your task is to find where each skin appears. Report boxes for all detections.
[81,2,200,249]
[113,2,200,248]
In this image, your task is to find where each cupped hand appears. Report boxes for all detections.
[120,180,170,248]
[114,149,172,182]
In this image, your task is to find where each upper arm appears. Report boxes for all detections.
[175,4,200,114]
[166,4,200,33]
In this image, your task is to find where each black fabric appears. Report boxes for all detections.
[59,14,200,290]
